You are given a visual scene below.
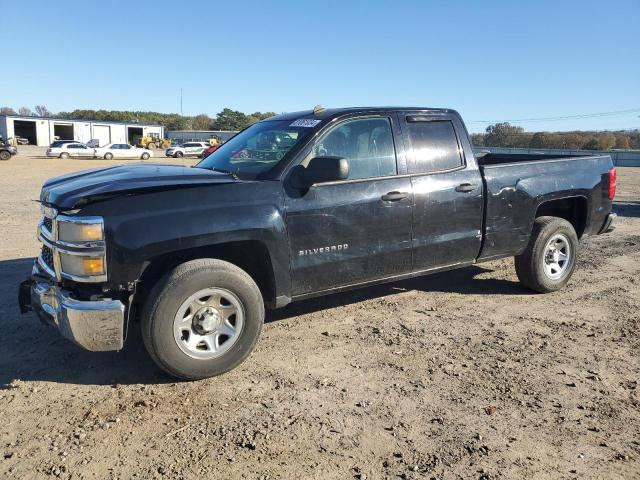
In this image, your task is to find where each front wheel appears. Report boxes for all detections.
[0,151,10,161]
[174,151,184,158]
[141,152,150,160]
[515,216,578,293]
[141,259,264,380]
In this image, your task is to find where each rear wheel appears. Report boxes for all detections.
[60,152,69,159]
[141,152,150,160]
[141,259,264,380]
[104,152,113,160]
[0,151,10,161]
[515,216,578,293]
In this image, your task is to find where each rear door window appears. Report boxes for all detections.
[405,119,463,174]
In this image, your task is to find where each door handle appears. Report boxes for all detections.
[381,191,408,202]
[455,183,477,193]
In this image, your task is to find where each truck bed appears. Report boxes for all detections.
[476,153,614,261]
[477,152,584,166]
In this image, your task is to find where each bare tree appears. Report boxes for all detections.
[34,105,52,117]
[18,107,32,116]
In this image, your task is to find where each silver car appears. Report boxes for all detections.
[46,142,94,159]
[165,142,209,158]
[94,144,153,160]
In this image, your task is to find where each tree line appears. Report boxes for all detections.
[0,106,277,131]
[471,122,640,150]
[2,106,638,150]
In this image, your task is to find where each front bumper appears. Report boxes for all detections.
[19,272,125,352]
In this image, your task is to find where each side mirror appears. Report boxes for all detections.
[293,156,349,188]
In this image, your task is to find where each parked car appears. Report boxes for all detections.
[19,106,617,380]
[94,143,152,160]
[50,140,79,148]
[46,142,94,159]
[0,143,18,160]
[165,142,209,158]
[200,143,222,159]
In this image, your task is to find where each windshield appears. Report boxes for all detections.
[196,120,316,179]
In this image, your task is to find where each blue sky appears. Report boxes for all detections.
[1,0,638,133]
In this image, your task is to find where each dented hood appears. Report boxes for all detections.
[40,163,238,209]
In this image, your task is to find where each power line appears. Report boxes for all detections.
[470,130,640,137]
[468,108,640,124]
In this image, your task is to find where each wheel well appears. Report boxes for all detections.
[535,197,587,238]
[135,241,277,311]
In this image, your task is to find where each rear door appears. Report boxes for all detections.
[66,144,83,157]
[284,113,413,295]
[184,143,200,156]
[399,112,483,270]
[110,144,122,157]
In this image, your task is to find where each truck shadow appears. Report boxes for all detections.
[0,258,523,386]
[613,201,640,218]
[267,265,526,323]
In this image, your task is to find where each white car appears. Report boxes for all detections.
[94,143,153,160]
[165,142,209,158]
[46,142,94,159]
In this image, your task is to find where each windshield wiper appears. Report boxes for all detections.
[211,167,240,180]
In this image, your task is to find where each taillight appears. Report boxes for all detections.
[608,167,617,200]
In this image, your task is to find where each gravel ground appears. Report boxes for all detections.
[1,147,638,479]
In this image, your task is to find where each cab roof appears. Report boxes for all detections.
[265,106,456,122]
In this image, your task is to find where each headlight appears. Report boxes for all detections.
[59,254,105,276]
[50,215,107,282]
[58,218,104,243]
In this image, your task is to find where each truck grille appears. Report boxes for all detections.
[40,245,55,272]
[43,217,53,232]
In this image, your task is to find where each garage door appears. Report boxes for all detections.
[93,125,111,147]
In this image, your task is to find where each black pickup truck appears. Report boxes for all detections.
[19,107,617,379]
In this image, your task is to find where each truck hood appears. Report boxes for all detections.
[40,163,238,209]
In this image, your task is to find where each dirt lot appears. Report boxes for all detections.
[1,147,638,479]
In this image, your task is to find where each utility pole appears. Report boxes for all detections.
[180,88,183,116]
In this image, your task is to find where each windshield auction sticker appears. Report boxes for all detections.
[290,119,322,127]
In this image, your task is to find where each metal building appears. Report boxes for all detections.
[0,115,164,147]
[166,130,238,144]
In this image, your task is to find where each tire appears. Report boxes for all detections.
[104,152,113,160]
[141,152,150,160]
[515,216,579,293]
[60,152,69,159]
[0,151,10,161]
[175,151,184,158]
[141,259,265,380]
[147,142,157,150]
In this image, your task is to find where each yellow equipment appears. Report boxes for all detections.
[139,134,172,150]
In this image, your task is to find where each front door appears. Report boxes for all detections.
[399,112,484,270]
[285,114,413,295]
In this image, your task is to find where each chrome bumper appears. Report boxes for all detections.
[599,212,617,234]
[24,277,125,352]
